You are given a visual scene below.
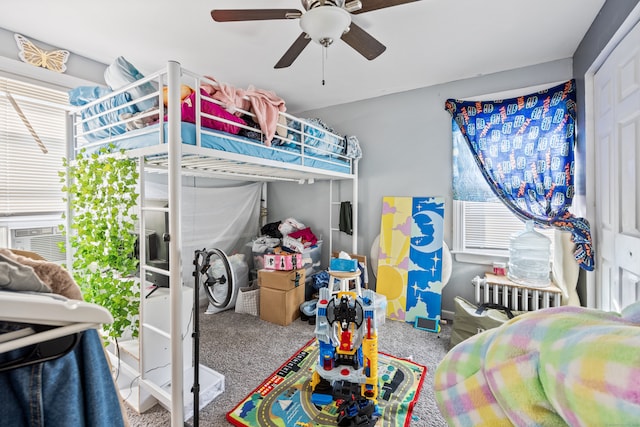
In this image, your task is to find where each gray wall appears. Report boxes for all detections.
[268,59,574,314]
[269,0,640,315]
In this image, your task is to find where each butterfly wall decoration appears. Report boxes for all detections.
[14,33,70,73]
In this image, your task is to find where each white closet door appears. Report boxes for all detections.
[593,19,640,312]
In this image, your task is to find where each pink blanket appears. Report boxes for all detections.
[202,76,286,146]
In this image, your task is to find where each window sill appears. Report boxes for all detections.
[452,250,509,266]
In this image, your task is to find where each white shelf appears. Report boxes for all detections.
[109,338,139,369]
[107,283,225,419]
[118,338,139,357]
[106,285,226,419]
[107,347,158,413]
[147,364,225,422]
[142,323,171,339]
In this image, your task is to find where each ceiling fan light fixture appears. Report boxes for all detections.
[300,6,351,47]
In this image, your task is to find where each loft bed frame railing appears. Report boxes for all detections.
[71,67,356,181]
[68,60,358,426]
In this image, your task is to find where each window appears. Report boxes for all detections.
[450,83,561,263]
[453,199,555,262]
[0,77,68,215]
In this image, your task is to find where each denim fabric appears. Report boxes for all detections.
[0,324,124,427]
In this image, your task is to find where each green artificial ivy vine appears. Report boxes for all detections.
[60,145,140,340]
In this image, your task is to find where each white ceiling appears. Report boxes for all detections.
[1,0,605,113]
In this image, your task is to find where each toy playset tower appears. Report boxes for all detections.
[310,269,384,426]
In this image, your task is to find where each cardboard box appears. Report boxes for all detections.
[263,253,303,271]
[258,269,306,291]
[259,285,305,326]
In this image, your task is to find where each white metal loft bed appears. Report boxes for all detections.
[68,60,359,425]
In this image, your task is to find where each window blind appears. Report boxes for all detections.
[456,200,555,255]
[0,77,68,215]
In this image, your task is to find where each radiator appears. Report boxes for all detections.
[472,273,563,311]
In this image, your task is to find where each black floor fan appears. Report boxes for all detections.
[190,248,234,427]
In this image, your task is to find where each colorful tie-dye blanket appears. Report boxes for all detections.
[434,302,640,426]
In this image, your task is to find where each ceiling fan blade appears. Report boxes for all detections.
[341,22,386,60]
[352,0,419,14]
[211,9,302,22]
[274,33,311,69]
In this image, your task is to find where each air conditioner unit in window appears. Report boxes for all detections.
[10,226,66,264]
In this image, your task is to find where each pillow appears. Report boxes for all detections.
[179,89,246,135]
[69,86,138,142]
[104,56,158,111]
[0,252,52,293]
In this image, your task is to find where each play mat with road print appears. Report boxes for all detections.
[226,339,426,427]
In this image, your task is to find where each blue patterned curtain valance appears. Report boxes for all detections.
[446,80,594,271]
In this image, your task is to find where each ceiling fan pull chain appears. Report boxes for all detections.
[321,45,326,86]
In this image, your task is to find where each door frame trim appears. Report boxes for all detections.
[584,4,640,308]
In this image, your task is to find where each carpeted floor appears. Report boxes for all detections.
[123,309,452,427]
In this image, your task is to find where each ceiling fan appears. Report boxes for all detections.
[211,0,419,69]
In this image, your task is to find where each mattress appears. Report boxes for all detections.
[81,122,351,175]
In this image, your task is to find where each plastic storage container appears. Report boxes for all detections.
[507,220,551,287]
